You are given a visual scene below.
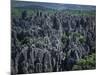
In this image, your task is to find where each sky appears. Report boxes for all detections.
[16,0,96,5]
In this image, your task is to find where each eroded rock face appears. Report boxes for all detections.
[11,11,96,74]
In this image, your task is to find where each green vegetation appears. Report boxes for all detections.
[62,9,96,16]
[73,32,86,43]
[72,53,96,70]
[61,32,68,44]
[79,36,86,43]
[12,7,96,17]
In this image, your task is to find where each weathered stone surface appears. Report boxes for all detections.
[11,10,96,74]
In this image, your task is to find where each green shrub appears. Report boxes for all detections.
[61,32,68,44]
[79,36,86,43]
[72,53,96,70]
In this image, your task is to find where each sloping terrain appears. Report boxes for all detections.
[12,1,96,11]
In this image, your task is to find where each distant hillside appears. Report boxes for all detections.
[12,1,96,11]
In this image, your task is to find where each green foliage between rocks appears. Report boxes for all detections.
[72,53,96,70]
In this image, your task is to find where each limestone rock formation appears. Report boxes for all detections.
[11,10,96,74]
